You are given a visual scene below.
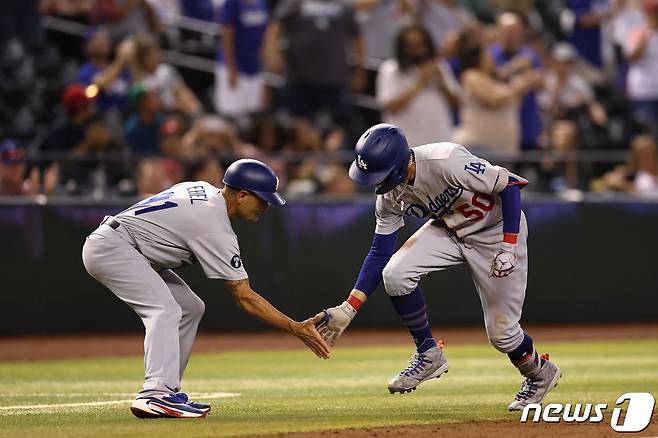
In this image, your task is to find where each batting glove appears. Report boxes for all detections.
[315,301,357,346]
[490,242,517,278]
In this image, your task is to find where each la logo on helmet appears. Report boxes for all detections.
[357,155,368,170]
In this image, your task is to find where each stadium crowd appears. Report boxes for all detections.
[0,0,657,198]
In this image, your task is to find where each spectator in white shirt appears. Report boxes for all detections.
[603,134,658,196]
[376,25,459,147]
[624,0,658,138]
[132,33,202,116]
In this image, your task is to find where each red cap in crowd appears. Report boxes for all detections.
[644,0,658,14]
[61,84,94,116]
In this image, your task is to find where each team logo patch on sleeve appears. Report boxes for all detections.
[464,162,486,174]
[230,255,242,269]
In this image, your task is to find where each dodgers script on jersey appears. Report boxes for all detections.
[375,142,527,237]
[115,181,248,280]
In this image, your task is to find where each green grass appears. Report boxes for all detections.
[1,340,657,437]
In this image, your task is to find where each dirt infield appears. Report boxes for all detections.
[1,322,657,361]
[259,416,658,438]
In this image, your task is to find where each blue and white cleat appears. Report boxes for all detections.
[387,343,449,394]
[508,355,561,411]
[175,392,211,411]
[130,393,210,418]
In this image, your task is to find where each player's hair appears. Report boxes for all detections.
[223,185,253,199]
[223,185,238,195]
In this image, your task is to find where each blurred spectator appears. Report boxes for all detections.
[181,115,238,156]
[538,43,611,191]
[612,0,647,52]
[376,25,459,147]
[281,119,347,194]
[144,0,180,19]
[538,120,581,191]
[135,157,171,196]
[0,139,38,196]
[354,0,412,62]
[40,84,123,193]
[78,27,133,114]
[41,84,119,157]
[282,118,324,152]
[132,33,202,116]
[246,114,286,152]
[187,157,224,187]
[539,43,608,139]
[123,83,165,153]
[452,30,541,153]
[566,0,612,69]
[215,0,269,120]
[610,0,646,92]
[320,163,356,195]
[416,0,476,52]
[39,0,93,21]
[2,0,45,57]
[160,117,188,158]
[490,0,535,17]
[89,0,159,42]
[490,12,543,150]
[179,0,213,21]
[602,134,658,195]
[265,0,366,130]
[624,0,658,138]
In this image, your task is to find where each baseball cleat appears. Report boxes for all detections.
[130,393,209,418]
[508,357,562,411]
[174,392,211,412]
[387,344,449,394]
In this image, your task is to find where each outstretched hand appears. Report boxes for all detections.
[315,301,357,346]
[293,314,331,359]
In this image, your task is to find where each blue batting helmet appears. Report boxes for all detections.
[348,123,411,194]
[223,159,286,206]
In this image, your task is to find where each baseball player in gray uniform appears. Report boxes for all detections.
[82,159,329,419]
[316,124,561,411]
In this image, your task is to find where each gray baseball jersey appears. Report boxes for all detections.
[116,181,248,281]
[376,142,530,354]
[375,142,527,237]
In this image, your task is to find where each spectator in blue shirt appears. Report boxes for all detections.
[78,27,133,114]
[123,84,165,154]
[215,0,269,120]
[180,0,215,21]
[567,0,612,68]
[489,12,543,150]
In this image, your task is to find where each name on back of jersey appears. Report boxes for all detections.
[187,185,208,204]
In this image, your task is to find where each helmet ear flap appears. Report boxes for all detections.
[375,153,410,194]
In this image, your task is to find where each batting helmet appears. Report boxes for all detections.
[348,123,411,194]
[223,159,286,206]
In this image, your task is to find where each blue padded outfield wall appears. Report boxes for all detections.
[1,198,657,334]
